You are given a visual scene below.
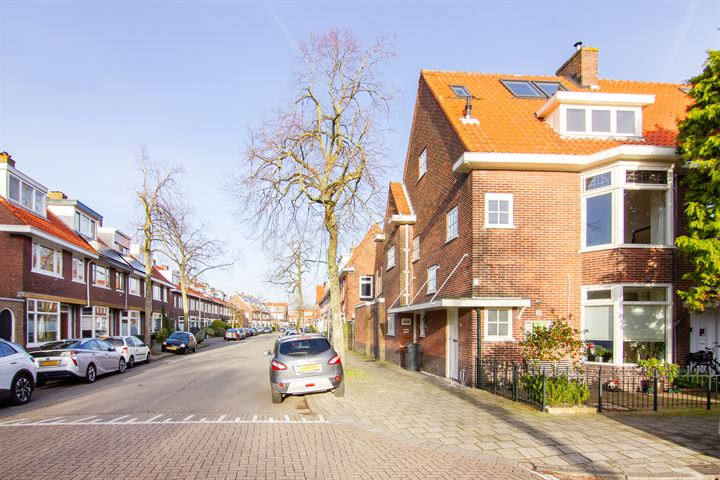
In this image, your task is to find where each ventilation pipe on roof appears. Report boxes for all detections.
[464,97,472,119]
[574,41,583,51]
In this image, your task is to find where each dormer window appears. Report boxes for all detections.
[536,91,653,139]
[74,211,97,239]
[6,173,45,216]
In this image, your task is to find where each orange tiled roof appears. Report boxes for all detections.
[0,197,95,253]
[420,70,691,155]
[389,182,412,215]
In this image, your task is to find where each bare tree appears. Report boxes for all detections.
[267,236,313,331]
[156,194,234,332]
[235,29,393,360]
[135,146,181,345]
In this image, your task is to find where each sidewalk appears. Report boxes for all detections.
[307,353,720,479]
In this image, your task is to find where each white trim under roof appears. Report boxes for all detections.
[453,145,677,173]
[401,183,415,216]
[0,225,98,258]
[390,214,417,225]
[536,91,656,118]
[389,297,531,314]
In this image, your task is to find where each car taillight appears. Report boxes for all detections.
[70,350,79,366]
[271,360,287,370]
[328,355,341,365]
[122,347,128,354]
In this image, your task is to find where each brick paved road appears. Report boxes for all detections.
[308,354,720,479]
[0,336,538,480]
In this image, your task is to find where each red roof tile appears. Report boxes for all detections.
[0,197,95,253]
[421,70,691,155]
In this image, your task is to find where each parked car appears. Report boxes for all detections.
[102,336,150,368]
[245,328,256,337]
[162,332,197,354]
[31,338,125,385]
[265,334,344,404]
[263,327,272,334]
[0,339,36,405]
[224,329,245,341]
[282,329,298,337]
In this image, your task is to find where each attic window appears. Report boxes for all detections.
[450,85,471,98]
[501,80,566,98]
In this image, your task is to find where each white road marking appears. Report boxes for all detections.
[0,414,330,426]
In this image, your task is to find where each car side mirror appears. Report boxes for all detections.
[263,350,272,356]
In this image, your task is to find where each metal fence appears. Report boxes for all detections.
[477,359,719,412]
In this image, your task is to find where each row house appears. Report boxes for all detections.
[288,305,321,330]
[266,302,289,328]
[357,44,701,383]
[229,293,270,327]
[156,270,231,331]
[0,154,174,347]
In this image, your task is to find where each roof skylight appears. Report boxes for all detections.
[450,85,472,98]
[501,80,567,99]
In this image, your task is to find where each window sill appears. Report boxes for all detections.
[72,279,86,284]
[445,235,458,244]
[31,268,63,279]
[580,244,675,253]
[386,265,395,272]
[484,337,515,342]
[93,284,111,290]
[484,224,515,229]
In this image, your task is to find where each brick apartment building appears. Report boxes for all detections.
[355,44,706,384]
[0,153,229,347]
[266,302,289,329]
[229,293,270,327]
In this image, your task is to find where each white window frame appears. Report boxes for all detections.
[484,308,513,341]
[81,306,109,338]
[26,299,60,347]
[8,174,45,216]
[359,276,373,300]
[412,236,420,262]
[386,245,396,270]
[115,272,125,292]
[31,242,63,278]
[446,206,459,241]
[71,257,85,283]
[524,320,551,334]
[419,314,426,338]
[152,284,162,301]
[581,283,672,366]
[418,148,427,179]
[561,105,642,138]
[74,211,97,239]
[151,312,162,332]
[427,266,438,294]
[387,313,396,336]
[485,193,514,228]
[129,277,141,296]
[581,163,673,252]
[92,264,110,288]
[120,310,142,336]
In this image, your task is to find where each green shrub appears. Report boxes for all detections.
[211,320,227,334]
[154,327,170,344]
[204,327,215,337]
[521,374,590,407]
[674,375,711,389]
[637,358,679,383]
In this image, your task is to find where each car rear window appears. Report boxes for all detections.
[106,339,124,346]
[278,338,331,357]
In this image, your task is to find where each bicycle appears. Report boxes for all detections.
[687,348,720,375]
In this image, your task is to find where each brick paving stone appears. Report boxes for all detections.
[307,352,720,478]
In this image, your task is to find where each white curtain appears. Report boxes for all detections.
[650,190,666,244]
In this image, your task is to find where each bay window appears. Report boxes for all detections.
[582,285,671,365]
[27,299,60,345]
[32,242,63,277]
[582,165,672,250]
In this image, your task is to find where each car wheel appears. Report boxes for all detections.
[84,364,97,384]
[128,356,135,368]
[271,388,283,404]
[10,373,33,405]
[333,382,345,398]
[118,357,127,373]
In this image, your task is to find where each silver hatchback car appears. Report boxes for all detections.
[265,335,344,404]
[31,338,125,385]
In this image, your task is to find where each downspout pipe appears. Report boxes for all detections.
[475,307,482,388]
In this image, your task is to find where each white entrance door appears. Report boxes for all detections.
[447,309,459,380]
[691,308,720,360]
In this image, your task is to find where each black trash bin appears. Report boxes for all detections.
[404,342,422,371]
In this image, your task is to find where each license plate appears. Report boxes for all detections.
[40,360,60,367]
[166,346,177,351]
[296,364,321,374]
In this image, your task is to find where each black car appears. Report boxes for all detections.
[162,332,198,354]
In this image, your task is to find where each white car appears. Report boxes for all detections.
[103,336,150,368]
[0,339,37,405]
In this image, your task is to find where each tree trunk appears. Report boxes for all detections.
[180,276,189,332]
[296,256,304,331]
[324,208,345,361]
[143,233,153,345]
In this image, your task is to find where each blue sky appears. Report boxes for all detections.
[1,0,717,302]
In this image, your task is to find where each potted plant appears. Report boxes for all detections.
[637,358,679,393]
[594,346,608,363]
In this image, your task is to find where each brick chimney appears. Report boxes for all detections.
[0,152,15,167]
[555,42,599,89]
[47,191,67,200]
